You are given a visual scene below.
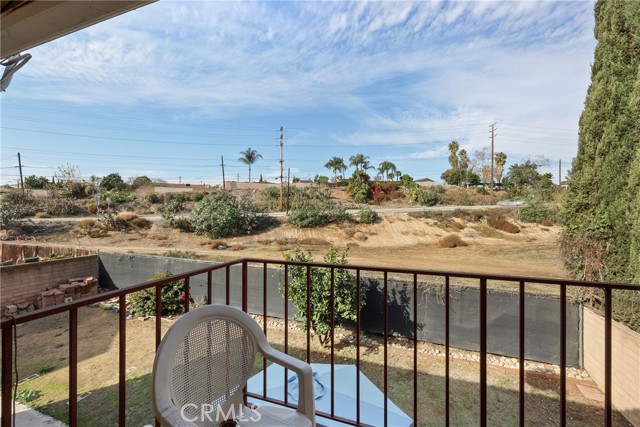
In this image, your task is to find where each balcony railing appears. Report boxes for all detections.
[1,257,638,427]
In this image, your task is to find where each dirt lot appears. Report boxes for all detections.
[28,212,568,279]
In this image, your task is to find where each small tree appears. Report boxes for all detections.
[100,173,125,191]
[281,246,365,346]
[190,191,266,238]
[24,175,49,189]
[131,175,152,189]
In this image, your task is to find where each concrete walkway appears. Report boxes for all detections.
[0,402,66,427]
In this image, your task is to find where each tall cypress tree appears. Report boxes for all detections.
[625,3,640,283]
[561,0,640,283]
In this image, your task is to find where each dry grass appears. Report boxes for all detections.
[437,235,469,248]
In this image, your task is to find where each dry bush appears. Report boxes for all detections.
[487,211,520,234]
[116,212,138,222]
[437,235,469,248]
[129,217,151,229]
[439,186,507,206]
[74,219,108,238]
[541,219,555,227]
[450,221,465,231]
[76,219,97,229]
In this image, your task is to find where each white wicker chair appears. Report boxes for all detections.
[152,304,315,427]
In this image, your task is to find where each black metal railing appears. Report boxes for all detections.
[1,257,638,427]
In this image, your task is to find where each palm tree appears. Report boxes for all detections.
[377,161,397,181]
[348,154,369,171]
[238,148,262,183]
[324,157,347,182]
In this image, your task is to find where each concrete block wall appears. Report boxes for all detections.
[583,307,640,426]
[0,256,98,308]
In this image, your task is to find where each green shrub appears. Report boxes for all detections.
[37,363,54,375]
[347,170,372,203]
[144,192,162,204]
[400,174,415,188]
[289,201,350,228]
[280,246,366,346]
[15,389,41,404]
[190,192,267,238]
[100,173,125,191]
[189,192,206,202]
[358,207,380,224]
[105,191,135,204]
[409,186,440,206]
[129,272,187,317]
[519,198,557,223]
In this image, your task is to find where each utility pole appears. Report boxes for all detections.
[489,123,497,191]
[17,152,24,195]
[279,126,284,211]
[221,155,226,190]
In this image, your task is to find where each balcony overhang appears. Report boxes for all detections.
[1,0,156,59]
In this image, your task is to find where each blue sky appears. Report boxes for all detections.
[1,0,596,187]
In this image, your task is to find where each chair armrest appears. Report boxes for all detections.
[261,345,315,425]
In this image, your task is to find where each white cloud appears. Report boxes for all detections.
[6,0,596,181]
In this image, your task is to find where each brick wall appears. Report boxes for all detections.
[583,307,640,426]
[0,256,98,309]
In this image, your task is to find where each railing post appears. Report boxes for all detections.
[69,308,78,427]
[1,325,13,427]
[356,269,361,426]
[560,286,566,427]
[119,295,127,427]
[480,278,487,427]
[445,276,450,427]
[604,287,612,427]
[306,265,311,363]
[413,273,418,426]
[183,277,190,313]
[242,260,248,312]
[383,271,388,427]
[519,281,525,427]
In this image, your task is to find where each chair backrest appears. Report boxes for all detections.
[153,305,260,424]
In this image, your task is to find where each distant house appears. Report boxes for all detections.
[414,178,437,187]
